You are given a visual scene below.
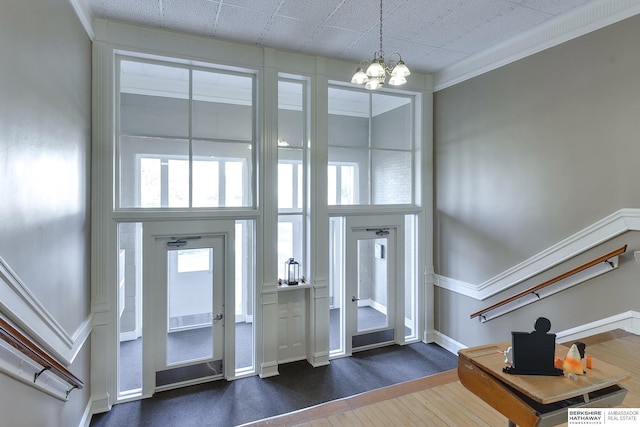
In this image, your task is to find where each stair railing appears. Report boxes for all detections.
[470,245,627,322]
[0,317,83,397]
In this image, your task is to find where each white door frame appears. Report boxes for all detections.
[141,220,235,394]
[343,215,405,355]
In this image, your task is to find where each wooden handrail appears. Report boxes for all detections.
[470,245,627,320]
[0,317,83,391]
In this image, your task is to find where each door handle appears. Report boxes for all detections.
[213,313,223,321]
[351,296,360,302]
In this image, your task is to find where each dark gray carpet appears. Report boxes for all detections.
[119,323,254,392]
[329,307,411,351]
[94,342,457,427]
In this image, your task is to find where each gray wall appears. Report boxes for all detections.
[0,0,91,424]
[433,14,640,346]
[436,234,639,347]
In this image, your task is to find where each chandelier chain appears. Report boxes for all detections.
[379,0,383,53]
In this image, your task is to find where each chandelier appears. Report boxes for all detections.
[351,0,410,90]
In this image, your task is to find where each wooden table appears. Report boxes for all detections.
[458,341,631,427]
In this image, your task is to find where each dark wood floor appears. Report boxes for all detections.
[242,330,640,427]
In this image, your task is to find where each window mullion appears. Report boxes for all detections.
[368,92,373,206]
[293,161,300,209]
[161,160,169,206]
[335,166,342,205]
[219,161,226,207]
[188,69,194,208]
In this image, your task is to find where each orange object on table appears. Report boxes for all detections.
[554,356,563,368]
[458,341,631,427]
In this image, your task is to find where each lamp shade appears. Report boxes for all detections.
[351,67,369,84]
[391,60,410,77]
[388,75,406,86]
[365,77,383,90]
[366,60,385,78]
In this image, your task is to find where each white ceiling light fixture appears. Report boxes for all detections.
[351,0,410,90]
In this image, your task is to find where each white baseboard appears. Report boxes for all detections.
[432,331,466,355]
[358,298,388,316]
[309,351,330,367]
[79,398,94,427]
[259,361,279,378]
[434,310,640,355]
[88,393,112,417]
[556,310,640,343]
[277,355,307,365]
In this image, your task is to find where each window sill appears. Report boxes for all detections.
[277,283,312,292]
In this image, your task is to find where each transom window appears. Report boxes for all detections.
[328,86,415,206]
[117,57,256,209]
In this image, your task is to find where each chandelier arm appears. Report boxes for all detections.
[385,52,400,72]
[387,52,400,64]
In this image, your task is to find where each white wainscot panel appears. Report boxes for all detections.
[277,290,307,364]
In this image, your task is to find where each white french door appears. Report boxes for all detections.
[142,221,233,393]
[341,215,404,355]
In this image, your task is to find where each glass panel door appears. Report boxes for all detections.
[153,235,225,389]
[356,237,389,333]
[166,247,216,365]
[345,220,398,353]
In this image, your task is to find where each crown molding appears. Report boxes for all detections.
[434,0,640,91]
[68,0,95,40]
[434,208,640,300]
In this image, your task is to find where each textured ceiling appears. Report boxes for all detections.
[89,0,597,75]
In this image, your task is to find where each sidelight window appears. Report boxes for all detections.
[277,77,309,279]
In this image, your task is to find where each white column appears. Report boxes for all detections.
[308,58,330,367]
[259,49,280,377]
[90,38,118,412]
[421,77,435,343]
